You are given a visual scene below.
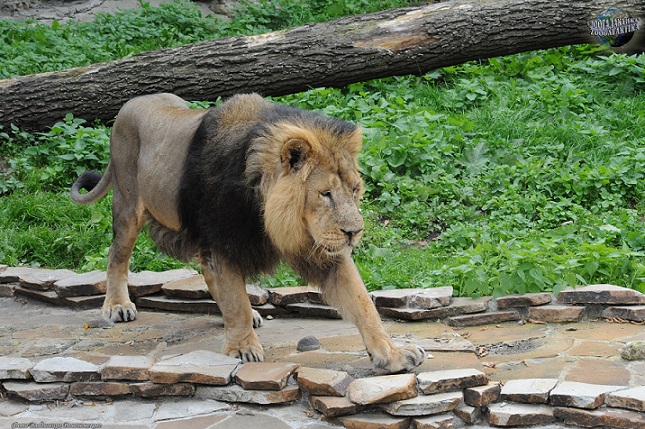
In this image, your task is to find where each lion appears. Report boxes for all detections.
[70,93,425,372]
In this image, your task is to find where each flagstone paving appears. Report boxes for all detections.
[1,269,644,428]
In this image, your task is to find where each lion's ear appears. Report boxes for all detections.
[281,138,313,174]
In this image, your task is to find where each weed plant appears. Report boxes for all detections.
[1,1,644,296]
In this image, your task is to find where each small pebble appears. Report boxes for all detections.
[297,335,320,352]
[85,318,115,329]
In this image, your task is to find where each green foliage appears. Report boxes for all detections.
[1,2,644,296]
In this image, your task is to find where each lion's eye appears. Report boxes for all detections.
[320,191,332,198]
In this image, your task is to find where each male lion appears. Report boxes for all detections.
[71,93,425,372]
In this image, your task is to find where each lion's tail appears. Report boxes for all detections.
[70,163,113,205]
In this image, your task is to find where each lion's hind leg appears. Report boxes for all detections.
[201,254,264,362]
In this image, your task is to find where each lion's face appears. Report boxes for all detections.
[302,159,364,257]
[262,123,364,262]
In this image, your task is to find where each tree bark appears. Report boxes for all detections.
[1,0,643,131]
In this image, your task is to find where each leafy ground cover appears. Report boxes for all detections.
[1,1,644,296]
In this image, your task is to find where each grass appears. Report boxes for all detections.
[1,1,644,296]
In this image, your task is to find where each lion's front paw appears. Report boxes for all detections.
[224,335,265,363]
[102,301,138,322]
[370,341,426,373]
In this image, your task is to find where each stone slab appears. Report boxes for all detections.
[149,350,240,385]
[69,381,131,397]
[558,284,645,305]
[603,305,645,322]
[500,378,558,404]
[128,269,197,297]
[338,412,411,429]
[371,287,452,309]
[528,305,585,323]
[130,382,195,397]
[310,395,362,417]
[605,386,645,412]
[161,274,209,299]
[621,341,645,361]
[417,369,488,394]
[286,302,341,319]
[380,391,462,416]
[0,267,53,283]
[196,383,301,405]
[447,310,520,327]
[0,283,16,297]
[19,268,75,291]
[411,414,454,429]
[487,403,556,427]
[554,406,645,429]
[137,295,220,314]
[453,403,481,425]
[550,381,624,409]
[348,373,418,405]
[53,270,106,297]
[496,293,553,309]
[268,286,319,306]
[154,399,230,421]
[30,357,101,382]
[296,366,353,396]
[246,283,269,305]
[61,294,105,309]
[101,355,155,381]
[464,382,501,407]
[3,381,69,402]
[14,287,63,305]
[235,362,300,391]
[0,357,34,380]
[409,335,475,353]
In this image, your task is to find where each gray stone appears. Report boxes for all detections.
[0,356,34,380]
[554,406,645,428]
[447,310,520,327]
[417,369,488,394]
[557,284,645,305]
[621,341,645,361]
[496,293,553,309]
[605,306,645,322]
[130,382,195,397]
[30,357,101,382]
[268,286,318,305]
[154,399,230,421]
[500,378,558,404]
[53,270,106,297]
[0,267,52,283]
[487,403,556,427]
[379,297,490,321]
[137,295,220,314]
[605,386,645,412]
[101,355,155,381]
[348,373,418,405]
[128,269,197,297]
[380,391,462,416]
[14,287,63,305]
[150,350,240,385]
[310,395,362,417]
[407,334,475,353]
[235,362,300,391]
[296,366,353,396]
[549,381,624,409]
[62,294,105,309]
[0,283,16,297]
[161,274,210,299]
[286,302,341,318]
[464,382,501,407]
[528,305,585,323]
[338,412,411,429]
[195,383,301,405]
[411,414,454,429]
[297,335,321,352]
[3,381,69,401]
[0,401,29,416]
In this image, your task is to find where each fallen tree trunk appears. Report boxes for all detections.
[1,0,643,130]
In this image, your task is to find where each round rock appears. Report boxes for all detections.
[621,341,645,361]
[297,335,321,352]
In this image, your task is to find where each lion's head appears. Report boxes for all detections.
[249,117,365,265]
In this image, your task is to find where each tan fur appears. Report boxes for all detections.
[71,93,425,372]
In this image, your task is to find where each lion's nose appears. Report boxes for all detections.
[342,228,364,243]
